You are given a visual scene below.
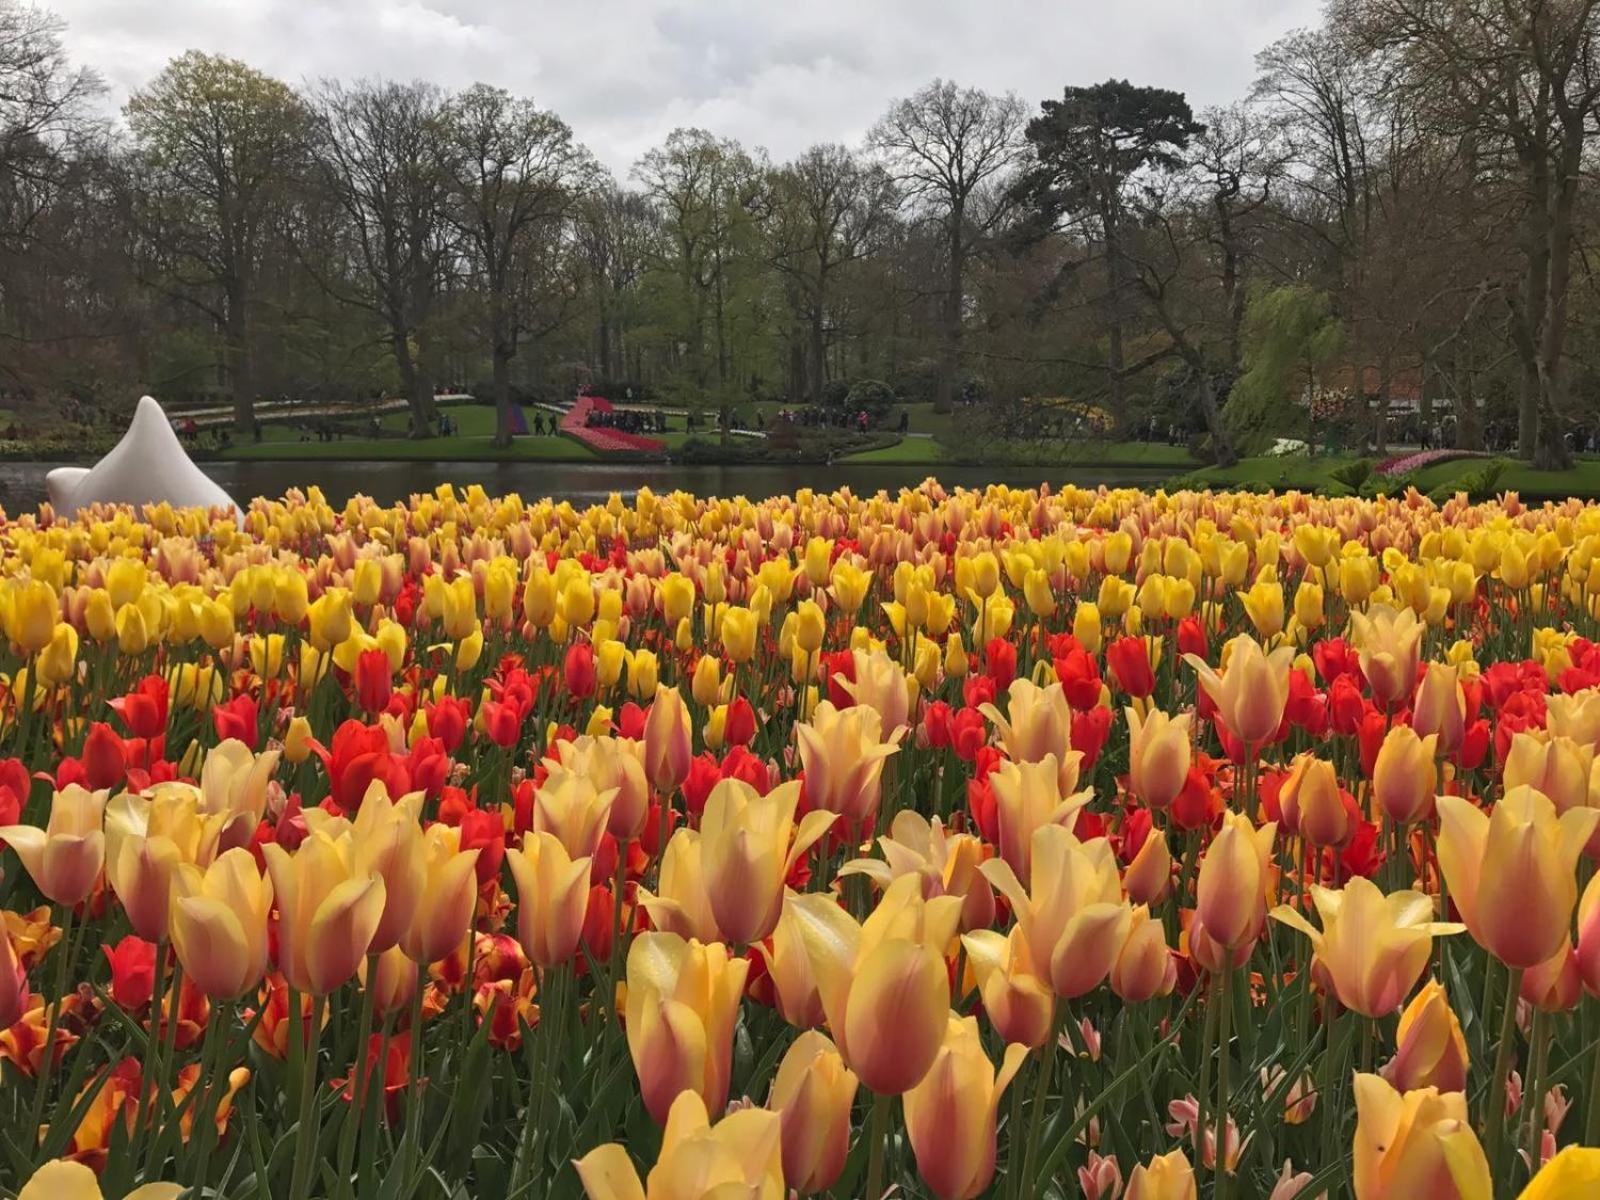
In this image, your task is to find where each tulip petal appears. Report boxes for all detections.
[573,1144,647,1200]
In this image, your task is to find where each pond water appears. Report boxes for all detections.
[0,458,1183,511]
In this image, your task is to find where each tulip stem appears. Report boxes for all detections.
[136,937,169,1149]
[27,902,74,1160]
[1524,1007,1551,1173]
[1194,974,1220,1174]
[403,963,427,1188]
[337,952,380,1194]
[288,990,326,1200]
[1019,1002,1066,1196]
[1484,966,1525,1182]
[863,1090,893,1200]
[1584,1011,1600,1146]
[1215,966,1233,1198]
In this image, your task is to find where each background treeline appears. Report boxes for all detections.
[4,0,1600,464]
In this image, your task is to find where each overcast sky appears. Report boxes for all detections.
[49,0,1324,175]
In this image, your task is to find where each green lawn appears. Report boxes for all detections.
[843,436,946,464]
[222,433,597,462]
[1173,454,1362,491]
[840,435,1198,468]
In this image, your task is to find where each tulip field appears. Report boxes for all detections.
[8,480,1600,1200]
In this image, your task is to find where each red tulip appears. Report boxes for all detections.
[564,642,596,699]
[425,696,471,753]
[103,934,157,1010]
[109,674,170,739]
[354,648,393,714]
[1107,636,1155,698]
[213,695,260,749]
[82,722,128,790]
[724,696,756,747]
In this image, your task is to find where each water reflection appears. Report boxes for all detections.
[0,458,1181,510]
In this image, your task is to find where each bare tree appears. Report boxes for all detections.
[869,80,1028,412]
[767,143,896,405]
[442,84,597,446]
[312,79,452,436]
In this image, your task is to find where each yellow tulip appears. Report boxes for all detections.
[263,830,386,995]
[960,926,1054,1049]
[1351,1074,1490,1200]
[698,779,835,944]
[169,847,273,999]
[1372,726,1439,825]
[1384,979,1468,1093]
[1437,787,1598,968]
[19,1158,184,1200]
[793,700,901,831]
[1271,877,1463,1017]
[506,831,591,967]
[768,1031,857,1196]
[720,605,758,663]
[1348,604,1424,710]
[904,1015,1027,1200]
[1184,634,1295,750]
[1125,1149,1197,1200]
[1073,601,1102,653]
[1518,1147,1600,1199]
[1126,707,1191,810]
[8,578,57,654]
[1195,811,1277,951]
[575,1090,783,1200]
[624,933,749,1123]
[785,873,961,1094]
[0,784,107,905]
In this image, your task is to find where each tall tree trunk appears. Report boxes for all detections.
[492,344,513,448]
[393,331,437,437]
[1373,356,1390,456]
[1196,369,1236,466]
[596,295,613,379]
[226,285,254,435]
[936,219,962,415]
[808,301,826,408]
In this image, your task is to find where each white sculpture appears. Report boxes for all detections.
[47,395,240,524]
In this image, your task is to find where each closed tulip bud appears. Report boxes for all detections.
[690,654,722,707]
[1579,872,1600,996]
[757,897,826,1027]
[283,716,314,766]
[522,568,557,627]
[699,780,834,945]
[1348,604,1424,711]
[961,928,1055,1049]
[575,1092,782,1200]
[1352,1074,1490,1200]
[347,787,426,955]
[1382,980,1468,1093]
[105,799,196,942]
[1111,905,1177,1003]
[397,826,478,966]
[1073,602,1102,654]
[786,874,961,1094]
[593,639,625,689]
[9,578,57,654]
[506,832,591,967]
[1411,663,1466,755]
[264,831,386,995]
[363,943,418,1016]
[35,621,78,687]
[1123,827,1172,905]
[1125,1149,1197,1200]
[0,784,107,905]
[720,605,758,663]
[1372,726,1438,825]
[1522,940,1582,1012]
[656,572,694,626]
[989,755,1088,884]
[115,602,150,655]
[1127,707,1191,810]
[905,1015,1027,1200]
[625,648,658,700]
[768,1031,857,1195]
[643,685,693,795]
[169,848,273,999]
[625,933,748,1123]
[273,570,309,623]
[1023,568,1055,618]
[1196,812,1277,951]
[1272,877,1463,1017]
[945,632,969,679]
[85,589,116,642]
[1437,787,1598,968]
[1279,754,1352,848]
[1186,634,1295,750]
[1241,578,1284,639]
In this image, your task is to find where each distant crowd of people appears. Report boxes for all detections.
[586,406,668,435]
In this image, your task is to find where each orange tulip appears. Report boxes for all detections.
[0,784,107,905]
[982,824,1132,999]
[399,825,480,966]
[757,899,826,1028]
[1348,604,1423,710]
[904,1015,1027,1200]
[1125,1149,1197,1200]
[104,789,220,941]
[637,828,722,943]
[698,779,834,944]
[1502,731,1594,818]
[989,754,1090,885]
[505,831,591,967]
[793,700,901,830]
[1127,707,1192,810]
[1195,811,1277,951]
[768,1031,857,1195]
[624,933,748,1123]
[1411,663,1466,755]
[1436,787,1598,968]
[545,736,648,842]
[1351,1074,1490,1200]
[1578,870,1600,996]
[1372,726,1439,826]
[838,646,910,732]
[1279,754,1352,848]
[1522,940,1582,1012]
[961,926,1054,1049]
[643,683,693,795]
[1123,827,1172,905]
[979,678,1073,765]
[841,811,995,933]
[532,768,616,861]
[263,831,386,995]
[785,874,960,1094]
[1270,877,1462,1017]
[168,848,273,999]
[1184,634,1294,750]
[1112,905,1177,1003]
[349,786,426,955]
[1546,688,1600,750]
[198,741,281,853]
[1383,980,1468,1093]
[574,1090,783,1200]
